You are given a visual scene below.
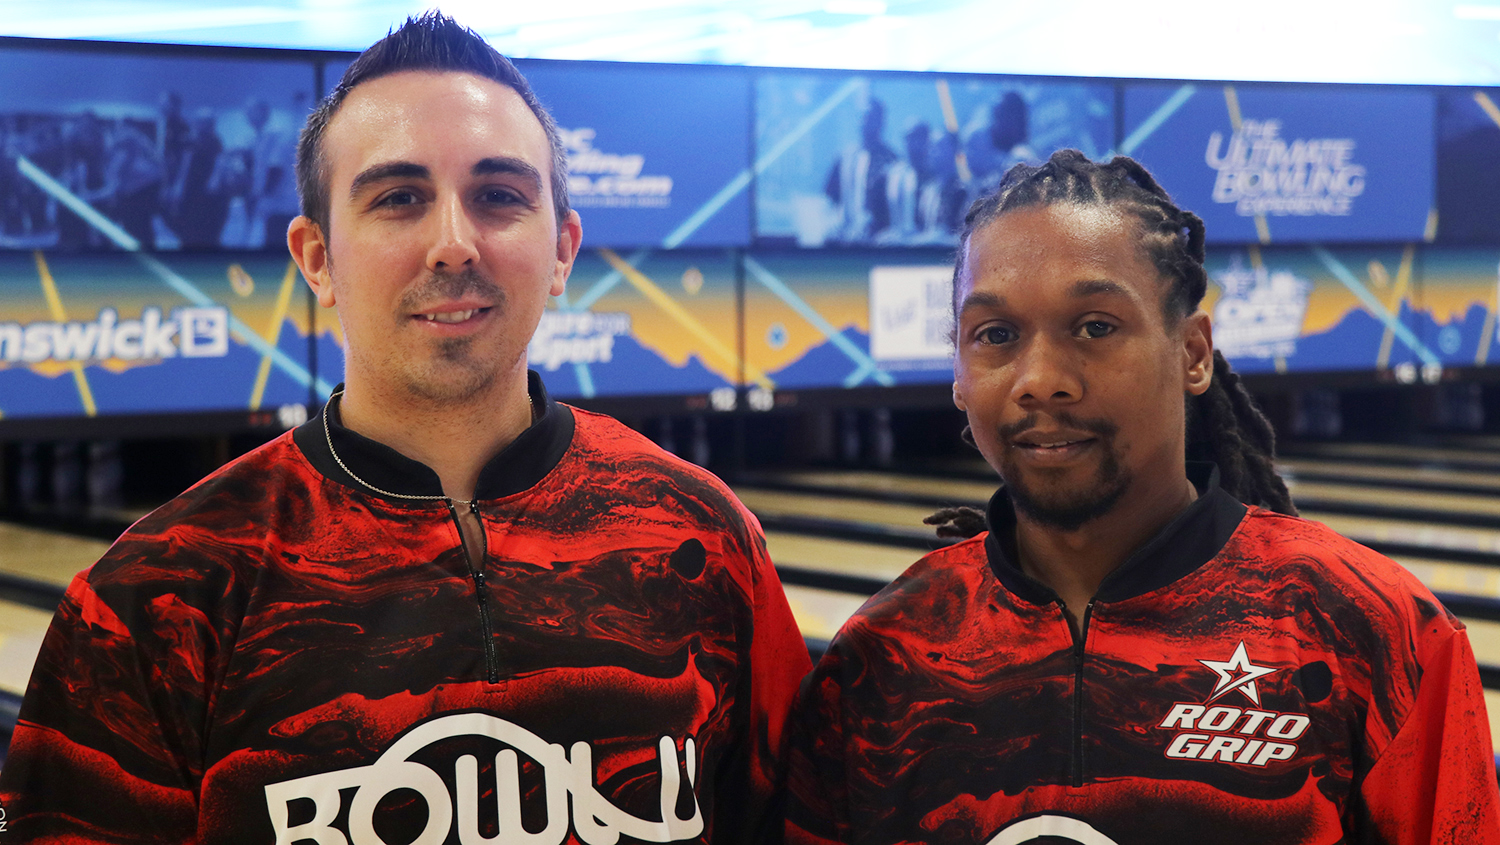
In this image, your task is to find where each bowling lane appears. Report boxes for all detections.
[1284,441,1500,470]
[756,470,1500,574]
[1287,478,1500,518]
[749,469,1500,592]
[768,532,922,584]
[1394,557,1500,599]
[757,469,999,504]
[0,601,53,697]
[1302,511,1500,557]
[734,487,945,534]
[1468,619,1500,667]
[1279,457,1500,493]
[0,522,107,589]
[771,467,1500,524]
[782,584,871,644]
[768,531,927,650]
[742,471,1500,676]
[0,524,99,705]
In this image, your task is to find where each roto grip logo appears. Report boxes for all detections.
[1158,642,1310,768]
[0,306,229,364]
[1206,119,1365,218]
[264,713,703,845]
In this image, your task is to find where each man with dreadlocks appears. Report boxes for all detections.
[783,150,1500,845]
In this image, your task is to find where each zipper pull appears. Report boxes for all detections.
[472,570,486,588]
[1076,600,1096,655]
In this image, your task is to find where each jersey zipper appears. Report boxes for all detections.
[449,499,500,684]
[1069,599,1096,788]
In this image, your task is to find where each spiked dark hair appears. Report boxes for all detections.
[294,11,570,238]
[931,149,1295,539]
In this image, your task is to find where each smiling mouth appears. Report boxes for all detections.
[417,307,491,324]
[1016,438,1094,451]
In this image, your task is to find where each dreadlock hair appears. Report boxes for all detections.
[294,11,570,240]
[928,149,1296,540]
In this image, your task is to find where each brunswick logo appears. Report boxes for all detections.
[264,713,703,845]
[1155,642,1308,768]
[0,306,229,364]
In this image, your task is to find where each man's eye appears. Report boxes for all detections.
[1079,321,1114,339]
[479,188,523,205]
[376,190,420,207]
[978,325,1015,345]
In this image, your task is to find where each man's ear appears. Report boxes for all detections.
[288,216,335,308]
[1183,309,1214,397]
[953,381,968,412]
[551,210,583,298]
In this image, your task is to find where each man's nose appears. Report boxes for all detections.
[1009,336,1083,406]
[426,193,480,271]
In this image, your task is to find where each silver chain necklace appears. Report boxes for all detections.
[321,388,533,507]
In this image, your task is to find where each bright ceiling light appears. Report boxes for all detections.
[9,6,306,39]
[823,0,888,15]
[1454,4,1500,19]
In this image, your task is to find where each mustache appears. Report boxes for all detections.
[999,412,1119,442]
[397,268,505,313]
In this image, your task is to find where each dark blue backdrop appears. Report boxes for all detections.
[1124,83,1434,244]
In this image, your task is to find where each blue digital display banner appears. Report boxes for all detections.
[518,60,752,249]
[1123,84,1435,244]
[0,251,320,421]
[1436,89,1500,244]
[0,45,315,252]
[755,70,1113,248]
[326,58,754,249]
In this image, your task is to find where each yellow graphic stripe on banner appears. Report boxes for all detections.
[34,251,97,417]
[1476,91,1500,130]
[1222,85,1270,245]
[1222,84,1244,127]
[250,260,300,411]
[1375,245,1415,371]
[596,248,774,390]
[934,80,973,183]
[1478,264,1500,367]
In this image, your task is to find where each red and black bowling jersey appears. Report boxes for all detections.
[0,374,811,844]
[785,465,1500,845]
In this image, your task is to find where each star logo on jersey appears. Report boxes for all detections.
[1199,641,1279,706]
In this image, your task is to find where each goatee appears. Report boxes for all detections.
[998,412,1130,532]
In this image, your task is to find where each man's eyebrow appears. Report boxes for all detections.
[958,291,1004,315]
[348,161,428,199]
[1071,279,1129,298]
[473,157,544,192]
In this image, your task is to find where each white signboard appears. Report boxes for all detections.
[869,265,954,364]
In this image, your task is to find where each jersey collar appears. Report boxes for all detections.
[293,370,576,503]
[983,462,1248,606]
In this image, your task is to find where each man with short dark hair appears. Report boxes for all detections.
[0,14,809,843]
